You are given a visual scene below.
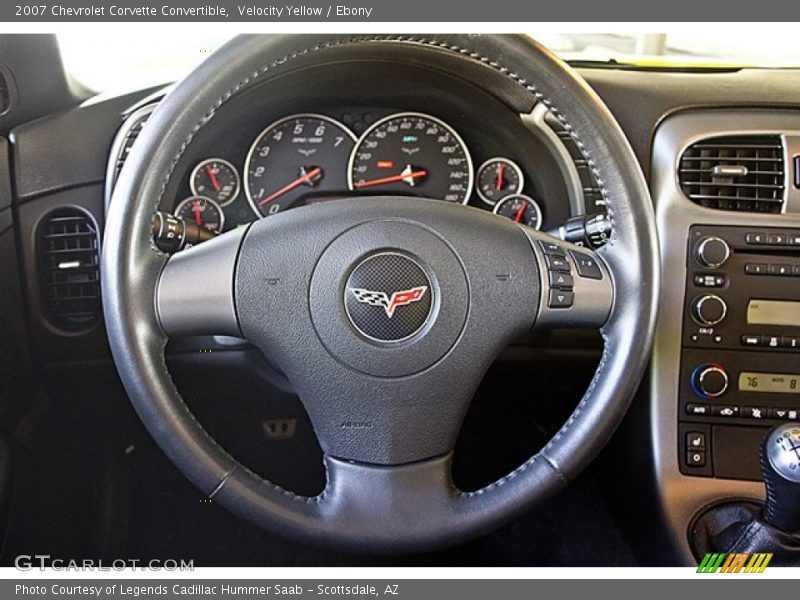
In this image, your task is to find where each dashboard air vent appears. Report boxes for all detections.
[679,135,785,213]
[37,208,101,331]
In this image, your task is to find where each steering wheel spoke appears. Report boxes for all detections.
[155,226,247,337]
[524,229,614,330]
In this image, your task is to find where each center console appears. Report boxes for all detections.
[679,225,800,481]
[650,109,800,564]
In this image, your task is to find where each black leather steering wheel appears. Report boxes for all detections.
[102,34,658,553]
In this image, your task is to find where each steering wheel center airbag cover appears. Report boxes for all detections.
[311,219,466,377]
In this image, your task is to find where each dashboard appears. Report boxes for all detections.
[176,110,547,231]
[108,60,607,245]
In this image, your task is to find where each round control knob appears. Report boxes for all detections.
[691,363,729,398]
[694,236,730,269]
[691,294,727,326]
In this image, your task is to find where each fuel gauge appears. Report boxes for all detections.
[476,157,524,206]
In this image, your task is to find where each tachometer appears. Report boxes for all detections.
[348,112,473,204]
[245,114,356,218]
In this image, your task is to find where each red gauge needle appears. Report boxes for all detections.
[258,167,322,206]
[513,202,527,223]
[355,167,428,189]
[495,163,505,191]
[193,200,202,226]
[206,165,221,192]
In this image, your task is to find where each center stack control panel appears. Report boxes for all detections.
[679,225,800,481]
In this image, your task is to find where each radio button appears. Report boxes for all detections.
[781,336,800,349]
[769,233,788,246]
[694,236,730,269]
[790,235,800,246]
[691,294,727,326]
[745,263,768,275]
[741,334,761,347]
[745,232,768,245]
[769,263,793,276]
[694,273,726,287]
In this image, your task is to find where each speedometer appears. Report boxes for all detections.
[348,112,473,204]
[245,114,356,218]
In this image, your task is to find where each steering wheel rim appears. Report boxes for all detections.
[102,34,659,553]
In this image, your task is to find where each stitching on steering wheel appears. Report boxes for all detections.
[146,35,617,503]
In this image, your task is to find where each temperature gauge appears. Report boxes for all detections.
[175,196,225,235]
[493,194,543,230]
[190,158,240,206]
[476,157,524,206]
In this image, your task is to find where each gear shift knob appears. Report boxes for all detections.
[762,424,800,532]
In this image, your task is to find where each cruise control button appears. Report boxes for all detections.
[686,450,706,467]
[548,290,573,308]
[545,254,570,272]
[570,250,603,280]
[548,271,574,290]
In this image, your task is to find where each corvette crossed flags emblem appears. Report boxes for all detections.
[350,286,428,318]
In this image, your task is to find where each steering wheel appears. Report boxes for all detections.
[102,34,658,553]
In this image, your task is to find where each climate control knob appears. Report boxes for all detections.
[691,363,729,398]
[694,236,730,269]
[691,294,727,326]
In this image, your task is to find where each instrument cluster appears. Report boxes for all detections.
[173,110,546,235]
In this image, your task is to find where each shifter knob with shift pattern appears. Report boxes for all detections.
[762,424,800,532]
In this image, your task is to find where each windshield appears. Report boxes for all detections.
[58,32,800,93]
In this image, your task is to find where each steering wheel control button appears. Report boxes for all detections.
[694,236,730,269]
[690,294,727,326]
[344,253,433,343]
[538,240,565,256]
[691,363,729,399]
[548,289,574,309]
[545,254,570,272]
[570,250,603,280]
[548,271,574,290]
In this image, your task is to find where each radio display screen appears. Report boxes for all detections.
[739,371,800,394]
[747,299,800,327]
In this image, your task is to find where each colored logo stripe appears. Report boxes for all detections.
[697,553,773,573]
